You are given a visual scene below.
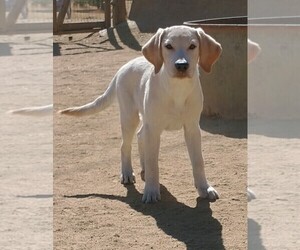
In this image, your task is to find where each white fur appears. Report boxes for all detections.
[248,39,261,63]
[7,104,53,116]
[59,26,222,203]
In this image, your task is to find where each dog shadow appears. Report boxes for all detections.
[65,184,224,250]
[114,22,142,51]
[248,218,266,250]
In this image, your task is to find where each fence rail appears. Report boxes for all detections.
[0,0,129,34]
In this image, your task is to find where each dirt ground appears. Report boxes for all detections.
[1,21,298,250]
[0,34,53,249]
[53,23,247,249]
[248,123,300,250]
[6,23,298,250]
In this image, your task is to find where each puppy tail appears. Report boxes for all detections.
[7,104,53,116]
[58,77,117,117]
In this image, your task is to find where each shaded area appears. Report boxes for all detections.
[200,116,247,139]
[16,194,53,199]
[65,184,224,250]
[248,218,266,250]
[249,119,300,139]
[114,21,142,51]
[53,42,70,57]
[100,21,142,51]
[106,28,124,50]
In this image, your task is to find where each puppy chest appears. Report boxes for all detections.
[165,120,183,130]
[164,108,185,131]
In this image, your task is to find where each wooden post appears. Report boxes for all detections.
[6,0,27,28]
[53,0,57,33]
[57,0,71,29]
[112,0,126,26]
[0,0,6,32]
[104,0,111,28]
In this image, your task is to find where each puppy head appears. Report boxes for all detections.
[142,26,222,77]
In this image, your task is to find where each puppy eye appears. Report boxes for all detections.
[165,44,173,50]
[189,44,196,50]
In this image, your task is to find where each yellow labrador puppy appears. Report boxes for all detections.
[59,26,222,203]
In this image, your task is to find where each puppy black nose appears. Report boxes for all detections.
[175,58,189,72]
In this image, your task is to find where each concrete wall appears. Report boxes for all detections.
[197,25,247,119]
[248,25,300,120]
[129,0,247,32]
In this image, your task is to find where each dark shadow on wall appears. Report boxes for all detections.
[200,116,247,139]
[65,184,225,250]
[248,118,300,139]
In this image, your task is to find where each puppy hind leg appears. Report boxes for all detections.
[120,111,140,184]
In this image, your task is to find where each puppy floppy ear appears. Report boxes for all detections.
[197,28,222,73]
[248,39,261,63]
[142,28,165,74]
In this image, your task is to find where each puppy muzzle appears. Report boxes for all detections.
[175,58,189,72]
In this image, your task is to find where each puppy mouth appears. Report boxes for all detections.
[174,71,191,79]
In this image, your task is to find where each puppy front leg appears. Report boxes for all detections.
[184,122,219,201]
[137,126,145,181]
[142,125,161,203]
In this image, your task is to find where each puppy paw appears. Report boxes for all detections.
[247,188,256,201]
[142,185,161,203]
[198,186,219,202]
[120,172,136,184]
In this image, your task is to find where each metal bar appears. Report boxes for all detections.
[59,22,106,34]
